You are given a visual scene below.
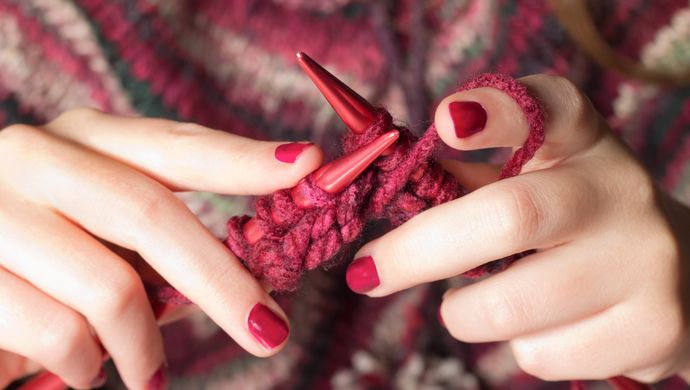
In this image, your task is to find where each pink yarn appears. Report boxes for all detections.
[459,73,546,179]
[226,110,462,292]
[224,73,546,292]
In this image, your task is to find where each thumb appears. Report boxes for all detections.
[434,75,606,168]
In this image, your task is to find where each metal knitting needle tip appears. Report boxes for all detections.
[296,52,377,134]
[313,129,399,194]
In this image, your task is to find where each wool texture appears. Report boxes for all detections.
[5,1,690,388]
[225,73,545,292]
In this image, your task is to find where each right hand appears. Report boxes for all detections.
[0,108,323,389]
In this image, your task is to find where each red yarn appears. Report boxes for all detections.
[459,73,546,179]
[224,73,546,292]
[226,110,462,292]
[145,73,545,299]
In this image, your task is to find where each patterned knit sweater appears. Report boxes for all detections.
[2,1,690,389]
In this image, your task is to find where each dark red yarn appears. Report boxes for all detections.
[223,73,546,292]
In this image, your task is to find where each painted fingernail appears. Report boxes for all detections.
[346,256,380,293]
[90,367,107,388]
[248,303,289,350]
[449,101,487,138]
[147,365,168,390]
[275,142,312,163]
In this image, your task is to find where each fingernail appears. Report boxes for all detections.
[147,365,168,390]
[248,303,289,350]
[90,367,107,388]
[275,142,312,163]
[449,101,487,138]
[346,256,380,293]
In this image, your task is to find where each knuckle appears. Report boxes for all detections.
[387,235,425,284]
[161,121,217,156]
[163,121,209,138]
[648,309,685,360]
[627,367,669,384]
[88,267,144,321]
[0,124,44,156]
[494,184,542,245]
[48,107,102,127]
[128,184,180,231]
[510,339,553,379]
[624,166,657,208]
[482,289,523,337]
[39,312,88,364]
[549,75,596,129]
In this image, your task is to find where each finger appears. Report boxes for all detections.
[0,350,31,389]
[0,268,102,388]
[440,243,624,343]
[43,108,323,194]
[0,192,163,389]
[434,75,605,165]
[509,299,679,382]
[0,125,290,357]
[439,160,501,191]
[348,164,602,296]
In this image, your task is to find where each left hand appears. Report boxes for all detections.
[345,75,690,383]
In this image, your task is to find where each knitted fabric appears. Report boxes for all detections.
[226,73,545,292]
[3,1,690,389]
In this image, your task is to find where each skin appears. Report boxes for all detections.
[0,108,323,389]
[2,74,689,387]
[352,75,690,383]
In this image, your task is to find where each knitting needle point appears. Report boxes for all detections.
[296,52,377,134]
[244,130,400,242]
[311,129,399,193]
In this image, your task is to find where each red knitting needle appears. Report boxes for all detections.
[296,52,377,134]
[289,52,653,390]
[243,129,400,243]
[20,53,653,390]
[241,52,400,243]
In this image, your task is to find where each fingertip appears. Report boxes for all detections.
[434,88,529,151]
[434,91,486,150]
[273,142,320,165]
[246,302,290,355]
[345,254,381,295]
[263,141,323,191]
[291,142,323,173]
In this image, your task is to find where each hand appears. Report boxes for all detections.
[346,75,690,383]
[0,109,322,389]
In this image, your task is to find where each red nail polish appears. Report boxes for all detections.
[147,365,168,390]
[275,142,312,163]
[346,256,380,293]
[449,101,487,138]
[248,303,289,350]
[90,367,107,388]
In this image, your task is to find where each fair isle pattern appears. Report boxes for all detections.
[2,1,690,389]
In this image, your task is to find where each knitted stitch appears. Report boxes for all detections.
[225,73,545,292]
[4,1,690,388]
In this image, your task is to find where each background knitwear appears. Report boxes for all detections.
[2,1,690,388]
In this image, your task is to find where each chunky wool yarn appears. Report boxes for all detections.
[225,73,546,292]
